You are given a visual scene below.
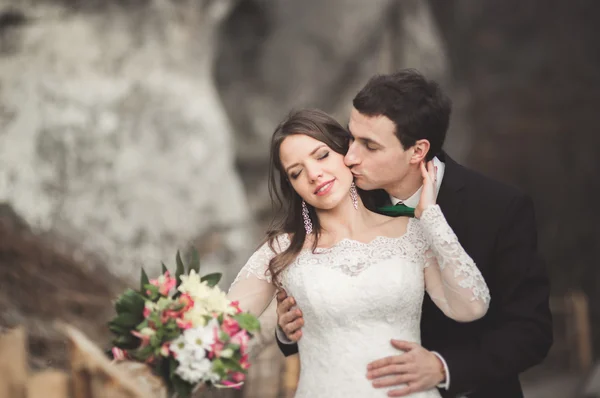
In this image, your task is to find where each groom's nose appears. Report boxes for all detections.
[345,143,360,167]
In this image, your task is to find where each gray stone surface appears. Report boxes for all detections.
[0,0,254,282]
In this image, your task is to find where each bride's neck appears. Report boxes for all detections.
[314,197,373,240]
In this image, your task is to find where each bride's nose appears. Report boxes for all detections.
[306,164,323,182]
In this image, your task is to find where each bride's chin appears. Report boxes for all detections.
[318,197,350,212]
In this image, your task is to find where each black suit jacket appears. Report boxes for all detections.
[276,153,553,398]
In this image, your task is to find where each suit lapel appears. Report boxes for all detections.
[436,152,466,235]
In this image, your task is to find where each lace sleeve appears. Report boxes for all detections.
[227,235,289,356]
[420,205,491,322]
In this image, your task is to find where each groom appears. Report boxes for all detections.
[274,69,552,398]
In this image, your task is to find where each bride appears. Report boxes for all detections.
[227,109,490,397]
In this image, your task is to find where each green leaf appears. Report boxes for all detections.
[144,284,160,301]
[171,374,194,398]
[161,262,169,275]
[233,313,261,333]
[113,334,139,350]
[111,312,143,329]
[222,357,245,373]
[188,247,200,274]
[108,322,129,336]
[140,268,150,293]
[164,319,179,331]
[131,344,154,361]
[135,319,149,331]
[147,311,162,327]
[115,289,145,315]
[150,334,161,348]
[164,330,180,342]
[211,358,225,375]
[154,327,165,341]
[169,357,178,378]
[200,272,222,288]
[175,250,185,287]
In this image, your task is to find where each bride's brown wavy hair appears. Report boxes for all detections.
[265,109,378,288]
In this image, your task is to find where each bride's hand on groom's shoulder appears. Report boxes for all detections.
[276,289,304,342]
[415,160,438,219]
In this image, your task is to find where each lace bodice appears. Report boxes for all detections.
[228,205,490,397]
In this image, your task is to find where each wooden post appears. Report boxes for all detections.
[567,291,593,372]
[0,327,28,398]
[27,370,69,398]
[60,323,167,398]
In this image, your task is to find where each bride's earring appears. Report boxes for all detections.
[302,200,313,235]
[350,182,359,210]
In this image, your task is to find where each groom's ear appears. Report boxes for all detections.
[409,139,431,164]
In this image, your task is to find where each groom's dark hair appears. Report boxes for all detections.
[352,68,451,161]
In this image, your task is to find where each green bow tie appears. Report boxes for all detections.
[376,202,415,218]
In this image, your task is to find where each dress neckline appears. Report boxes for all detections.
[303,217,415,252]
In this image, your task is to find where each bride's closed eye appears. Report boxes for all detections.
[317,151,330,160]
[289,151,330,179]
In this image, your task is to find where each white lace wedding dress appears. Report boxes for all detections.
[227,205,490,398]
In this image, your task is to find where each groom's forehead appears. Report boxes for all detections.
[348,115,396,140]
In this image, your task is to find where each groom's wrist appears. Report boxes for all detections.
[275,326,296,345]
[432,351,450,389]
[435,356,445,383]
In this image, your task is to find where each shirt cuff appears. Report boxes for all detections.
[276,326,296,345]
[432,351,450,390]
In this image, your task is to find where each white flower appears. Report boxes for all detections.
[178,271,235,327]
[176,357,212,384]
[204,369,221,384]
[182,326,213,352]
[169,335,189,362]
[169,320,224,384]
[220,348,233,358]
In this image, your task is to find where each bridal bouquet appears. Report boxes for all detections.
[108,250,260,397]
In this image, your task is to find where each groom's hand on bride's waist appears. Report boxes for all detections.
[366,340,445,397]
[276,289,304,343]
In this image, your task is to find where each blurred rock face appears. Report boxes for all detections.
[217,0,457,217]
[0,0,254,280]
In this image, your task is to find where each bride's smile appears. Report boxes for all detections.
[279,133,355,211]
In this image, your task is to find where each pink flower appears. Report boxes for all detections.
[178,293,194,313]
[131,330,151,348]
[230,301,243,314]
[240,353,250,370]
[231,330,250,353]
[176,318,192,330]
[112,347,126,361]
[160,343,170,357]
[143,306,152,318]
[231,372,246,383]
[161,309,181,324]
[220,380,243,389]
[150,271,176,296]
[221,317,240,336]
[209,327,225,359]
[209,341,225,359]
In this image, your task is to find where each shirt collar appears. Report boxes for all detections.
[390,156,445,208]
